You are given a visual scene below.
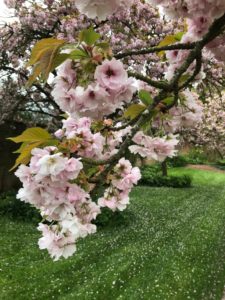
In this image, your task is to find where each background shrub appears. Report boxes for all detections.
[168,155,188,167]
[0,191,40,223]
[140,165,192,188]
[94,207,133,227]
[184,148,208,165]
[218,160,225,166]
[215,159,225,170]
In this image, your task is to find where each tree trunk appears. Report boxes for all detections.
[161,160,168,177]
[215,147,224,159]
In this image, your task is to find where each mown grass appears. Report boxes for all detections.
[169,167,225,186]
[0,169,225,300]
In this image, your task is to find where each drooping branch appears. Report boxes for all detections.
[82,90,168,167]
[82,12,225,171]
[117,12,225,101]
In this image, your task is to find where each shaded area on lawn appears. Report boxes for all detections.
[0,169,225,299]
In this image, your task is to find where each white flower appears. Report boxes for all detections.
[76,0,119,20]
[36,153,67,178]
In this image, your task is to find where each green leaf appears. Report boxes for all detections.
[9,128,59,170]
[27,38,65,66]
[13,142,29,154]
[124,104,146,120]
[174,31,185,41]
[157,35,177,56]
[51,53,70,70]
[26,63,42,87]
[157,32,185,57]
[8,127,51,143]
[69,49,88,60]
[179,74,190,85]
[86,166,99,178]
[79,28,100,46]
[162,97,174,106]
[96,42,110,50]
[139,90,153,106]
[10,141,43,171]
[26,38,66,85]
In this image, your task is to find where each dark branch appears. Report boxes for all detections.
[128,71,169,90]
[115,42,196,59]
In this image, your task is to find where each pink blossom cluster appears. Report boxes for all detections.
[75,0,134,21]
[55,116,132,160]
[129,132,179,162]
[98,158,141,211]
[165,35,206,81]
[185,92,225,157]
[57,15,91,43]
[206,34,225,63]
[154,89,203,133]
[15,131,141,260]
[146,0,225,75]
[0,0,176,127]
[58,0,173,76]
[147,0,225,22]
[4,0,25,8]
[52,58,136,120]
[15,146,100,260]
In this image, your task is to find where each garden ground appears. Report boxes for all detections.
[0,168,225,300]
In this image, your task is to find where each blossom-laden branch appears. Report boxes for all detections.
[7,0,225,261]
[80,12,225,181]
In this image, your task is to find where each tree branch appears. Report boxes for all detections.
[82,12,225,170]
[128,71,169,90]
[115,42,196,59]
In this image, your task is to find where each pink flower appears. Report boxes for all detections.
[42,202,76,221]
[151,136,179,162]
[181,90,203,127]
[94,58,128,90]
[112,168,141,190]
[15,165,33,185]
[63,117,91,138]
[82,84,110,110]
[38,223,76,261]
[129,132,179,162]
[51,84,77,114]
[98,196,118,211]
[57,59,76,87]
[63,158,83,179]
[114,157,132,175]
[75,0,133,21]
[68,184,90,203]
[98,158,141,212]
[98,189,130,211]
[55,129,64,139]
[109,77,137,104]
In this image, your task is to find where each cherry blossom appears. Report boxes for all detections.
[129,132,179,162]
[52,58,136,120]
[98,158,141,211]
[5,0,225,261]
[75,0,133,21]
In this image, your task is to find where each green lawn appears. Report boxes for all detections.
[0,169,225,300]
[169,167,225,186]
